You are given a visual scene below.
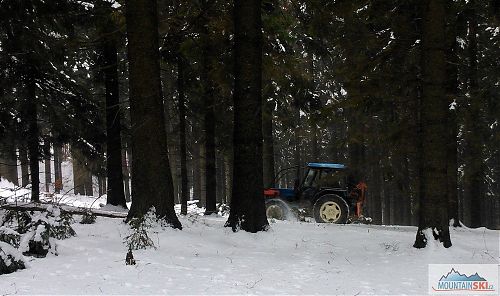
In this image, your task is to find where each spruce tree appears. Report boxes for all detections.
[225,0,269,233]
[125,0,181,228]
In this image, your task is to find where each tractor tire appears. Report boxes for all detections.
[265,199,290,221]
[313,194,349,224]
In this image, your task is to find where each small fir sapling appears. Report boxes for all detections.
[80,210,97,224]
[124,211,156,250]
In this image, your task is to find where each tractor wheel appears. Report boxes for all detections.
[265,199,290,220]
[313,194,349,224]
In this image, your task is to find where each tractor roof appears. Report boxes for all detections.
[307,162,346,169]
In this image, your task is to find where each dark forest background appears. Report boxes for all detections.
[0,0,498,230]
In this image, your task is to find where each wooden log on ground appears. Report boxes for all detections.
[0,203,127,219]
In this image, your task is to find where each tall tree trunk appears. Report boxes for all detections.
[224,152,232,204]
[369,157,382,224]
[199,144,206,207]
[463,0,484,228]
[382,174,390,225]
[262,99,275,188]
[225,0,269,232]
[101,4,127,208]
[192,134,202,202]
[216,151,225,204]
[177,58,189,215]
[446,0,460,227]
[19,145,30,187]
[72,148,92,196]
[43,137,51,193]
[53,143,63,193]
[125,0,181,228]
[25,72,40,202]
[122,147,131,202]
[98,175,106,196]
[413,0,451,248]
[200,2,217,215]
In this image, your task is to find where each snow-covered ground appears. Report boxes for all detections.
[0,205,498,295]
[1,171,499,295]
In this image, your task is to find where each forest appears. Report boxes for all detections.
[0,0,499,293]
[0,0,499,247]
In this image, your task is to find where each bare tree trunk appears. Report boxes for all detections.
[200,0,217,215]
[413,0,451,248]
[368,157,382,224]
[382,176,390,225]
[224,152,232,205]
[225,0,268,232]
[216,150,224,204]
[98,176,107,196]
[100,1,127,208]
[192,136,202,202]
[125,0,181,228]
[72,148,93,196]
[262,99,275,188]
[53,143,63,193]
[43,138,51,193]
[199,144,206,207]
[463,0,484,228]
[122,148,131,202]
[19,145,29,187]
[445,0,460,227]
[25,71,40,202]
[177,58,189,215]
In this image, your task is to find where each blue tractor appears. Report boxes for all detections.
[264,163,367,224]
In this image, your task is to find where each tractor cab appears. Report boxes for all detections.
[298,163,348,201]
[264,162,367,224]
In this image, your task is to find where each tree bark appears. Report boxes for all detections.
[101,3,127,208]
[25,72,40,202]
[413,0,451,248]
[382,175,390,225]
[463,0,484,228]
[72,148,93,196]
[368,157,382,224]
[262,99,275,188]
[216,151,225,204]
[445,0,460,227]
[43,138,51,193]
[199,144,206,207]
[125,0,181,228]
[122,147,131,202]
[19,145,30,187]
[200,2,217,215]
[224,152,232,205]
[192,133,202,202]
[177,58,189,215]
[225,0,269,232]
[53,143,63,193]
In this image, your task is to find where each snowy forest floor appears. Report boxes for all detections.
[0,194,498,295]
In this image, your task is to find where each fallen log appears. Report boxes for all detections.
[0,203,128,219]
